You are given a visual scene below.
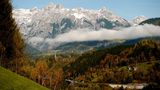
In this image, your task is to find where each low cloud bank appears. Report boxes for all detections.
[54,24,160,42]
[28,24,160,50]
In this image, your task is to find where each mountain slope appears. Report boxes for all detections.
[140,17,160,26]
[0,67,49,90]
[55,40,124,53]
[64,40,160,79]
[62,40,160,89]
[131,16,147,25]
[54,37,160,54]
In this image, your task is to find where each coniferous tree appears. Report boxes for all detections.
[0,0,24,67]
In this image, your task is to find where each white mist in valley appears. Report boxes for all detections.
[28,24,160,50]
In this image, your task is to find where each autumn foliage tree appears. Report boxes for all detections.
[31,60,49,85]
[0,0,24,67]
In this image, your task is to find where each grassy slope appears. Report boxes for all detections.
[0,67,49,90]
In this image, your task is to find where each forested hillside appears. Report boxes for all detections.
[140,18,160,26]
[64,40,160,85]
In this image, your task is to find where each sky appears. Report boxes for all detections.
[12,0,160,20]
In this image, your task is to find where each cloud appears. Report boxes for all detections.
[28,24,160,50]
[54,24,160,41]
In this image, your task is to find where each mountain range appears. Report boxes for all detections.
[13,3,160,54]
[13,3,132,38]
